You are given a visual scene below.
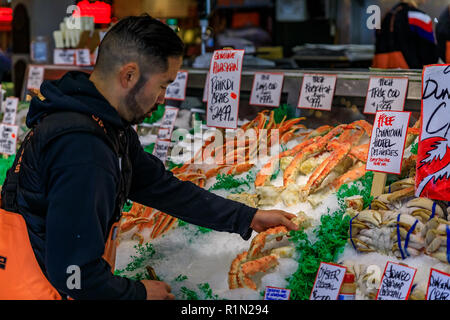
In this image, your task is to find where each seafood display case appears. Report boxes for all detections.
[114,66,450,301]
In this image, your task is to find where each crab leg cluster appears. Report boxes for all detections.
[119,202,178,244]
[228,215,309,290]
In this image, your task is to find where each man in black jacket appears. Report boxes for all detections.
[1,15,298,300]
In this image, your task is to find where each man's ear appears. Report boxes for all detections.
[118,63,140,89]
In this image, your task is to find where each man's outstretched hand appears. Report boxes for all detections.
[250,209,300,233]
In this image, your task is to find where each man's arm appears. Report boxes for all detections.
[43,132,147,299]
[128,129,257,240]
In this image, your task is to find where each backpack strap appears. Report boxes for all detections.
[1,111,123,215]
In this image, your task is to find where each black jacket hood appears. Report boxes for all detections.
[27,71,125,128]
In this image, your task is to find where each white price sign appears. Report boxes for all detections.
[426,268,450,300]
[250,72,284,107]
[206,49,245,129]
[0,124,18,155]
[75,49,91,66]
[297,74,337,111]
[2,97,18,125]
[364,77,409,114]
[366,111,411,175]
[376,262,416,300]
[153,140,170,163]
[310,262,347,300]
[165,71,188,101]
[160,107,179,129]
[27,66,45,90]
[53,49,75,65]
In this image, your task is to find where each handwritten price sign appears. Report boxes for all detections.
[0,124,18,155]
[206,49,244,129]
[250,72,284,107]
[153,140,171,163]
[416,64,450,201]
[426,268,450,300]
[2,97,18,125]
[165,71,188,101]
[297,74,337,111]
[376,262,416,300]
[364,77,409,114]
[27,66,45,90]
[54,49,75,65]
[310,262,347,300]
[75,49,91,66]
[366,111,411,175]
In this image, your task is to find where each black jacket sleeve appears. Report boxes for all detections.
[127,129,257,240]
[43,132,147,300]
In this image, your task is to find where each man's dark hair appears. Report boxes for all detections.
[95,14,185,76]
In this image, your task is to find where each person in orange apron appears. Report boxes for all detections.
[372,0,439,69]
[0,15,299,300]
[436,5,450,63]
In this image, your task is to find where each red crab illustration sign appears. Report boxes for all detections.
[416,65,450,201]
[206,49,244,129]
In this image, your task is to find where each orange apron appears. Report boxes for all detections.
[372,51,410,69]
[0,208,118,300]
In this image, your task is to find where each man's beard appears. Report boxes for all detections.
[123,74,156,125]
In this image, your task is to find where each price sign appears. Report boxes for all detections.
[416,65,450,201]
[297,74,337,111]
[165,71,188,101]
[27,66,45,90]
[206,49,245,129]
[157,127,171,141]
[366,111,411,175]
[426,268,450,300]
[250,72,284,107]
[310,262,347,300]
[160,107,179,129]
[2,97,18,125]
[75,49,91,66]
[0,124,18,155]
[153,139,171,163]
[376,262,416,300]
[364,77,409,114]
[53,49,75,65]
[264,286,291,300]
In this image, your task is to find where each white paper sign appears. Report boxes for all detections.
[250,72,284,107]
[310,262,347,300]
[416,65,450,201]
[297,74,337,111]
[364,77,409,114]
[160,107,179,129]
[206,49,245,129]
[264,286,291,300]
[165,71,188,101]
[376,262,416,300]
[0,124,18,155]
[75,49,91,66]
[366,111,411,175]
[2,97,18,125]
[153,140,171,163]
[426,268,450,300]
[202,72,210,103]
[157,127,171,141]
[53,49,75,65]
[27,66,45,90]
